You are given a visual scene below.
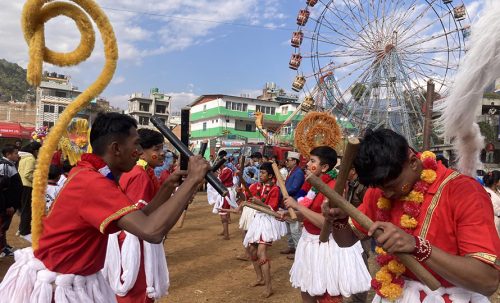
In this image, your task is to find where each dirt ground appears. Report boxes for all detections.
[0,192,499,302]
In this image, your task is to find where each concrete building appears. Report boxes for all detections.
[0,101,36,125]
[35,72,81,128]
[128,88,171,128]
[189,84,302,154]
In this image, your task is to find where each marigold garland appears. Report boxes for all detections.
[372,151,438,301]
[24,0,118,250]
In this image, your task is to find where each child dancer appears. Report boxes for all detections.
[283,146,370,303]
[243,162,287,298]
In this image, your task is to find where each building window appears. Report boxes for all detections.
[43,104,55,113]
[43,121,54,128]
[139,103,150,112]
[226,119,230,123]
[138,116,149,125]
[226,101,247,112]
[58,106,66,113]
[203,122,207,130]
[203,105,207,112]
[245,124,252,132]
[55,91,66,98]
[155,104,166,114]
[282,106,288,115]
[256,105,276,115]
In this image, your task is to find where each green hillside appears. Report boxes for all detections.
[0,58,34,102]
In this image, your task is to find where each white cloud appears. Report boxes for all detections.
[168,92,199,111]
[111,75,126,84]
[107,94,130,109]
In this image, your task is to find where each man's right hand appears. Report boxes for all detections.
[187,155,210,184]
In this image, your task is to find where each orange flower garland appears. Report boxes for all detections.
[372,151,438,300]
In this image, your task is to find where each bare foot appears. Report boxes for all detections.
[249,280,264,287]
[262,289,273,298]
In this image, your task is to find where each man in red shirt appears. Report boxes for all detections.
[103,128,171,302]
[323,129,500,302]
[0,113,209,302]
[283,146,370,303]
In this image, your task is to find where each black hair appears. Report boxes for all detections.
[137,128,163,149]
[251,152,263,159]
[436,154,449,168]
[2,144,18,157]
[483,170,500,187]
[62,160,73,174]
[48,164,61,181]
[259,162,275,177]
[354,129,409,187]
[21,141,41,154]
[218,150,227,158]
[90,112,138,156]
[310,146,337,172]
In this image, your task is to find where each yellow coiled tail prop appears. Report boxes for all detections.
[22,0,118,250]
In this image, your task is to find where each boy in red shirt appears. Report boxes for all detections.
[243,162,287,298]
[283,146,370,303]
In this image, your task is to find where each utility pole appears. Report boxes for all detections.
[423,80,435,151]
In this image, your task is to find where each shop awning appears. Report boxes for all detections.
[0,122,35,139]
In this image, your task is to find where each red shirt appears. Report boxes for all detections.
[120,165,158,203]
[219,167,234,187]
[351,163,500,286]
[35,160,138,275]
[249,182,280,211]
[304,179,336,235]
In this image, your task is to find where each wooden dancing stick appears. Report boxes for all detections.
[211,158,227,172]
[271,163,297,220]
[307,174,442,291]
[319,138,360,242]
[240,202,294,223]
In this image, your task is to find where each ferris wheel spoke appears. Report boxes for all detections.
[389,0,420,35]
[397,0,441,43]
[310,16,360,45]
[400,61,449,90]
[313,32,368,52]
[339,0,377,40]
[344,0,379,40]
[401,26,462,50]
[402,46,461,55]
[321,2,374,47]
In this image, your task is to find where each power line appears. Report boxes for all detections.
[101,6,296,32]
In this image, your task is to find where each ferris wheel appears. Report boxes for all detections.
[289,0,470,146]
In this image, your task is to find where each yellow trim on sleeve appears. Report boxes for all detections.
[466,252,500,267]
[99,204,138,233]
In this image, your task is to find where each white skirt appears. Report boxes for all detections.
[207,184,238,214]
[0,247,116,303]
[239,206,257,231]
[243,212,287,247]
[371,280,490,303]
[290,229,371,297]
[102,231,169,300]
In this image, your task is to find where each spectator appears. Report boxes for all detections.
[18,141,41,242]
[45,165,62,212]
[485,142,495,163]
[483,170,500,237]
[0,144,23,256]
[57,160,73,187]
[280,151,305,259]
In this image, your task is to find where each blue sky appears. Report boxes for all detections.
[0,0,484,110]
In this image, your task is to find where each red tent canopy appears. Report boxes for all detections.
[0,122,35,139]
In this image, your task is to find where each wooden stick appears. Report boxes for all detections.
[319,138,360,242]
[271,163,298,220]
[307,174,441,291]
[241,202,294,223]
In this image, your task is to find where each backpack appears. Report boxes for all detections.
[0,159,13,191]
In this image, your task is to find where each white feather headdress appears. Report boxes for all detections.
[440,0,500,176]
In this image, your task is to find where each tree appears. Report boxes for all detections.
[351,83,368,102]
